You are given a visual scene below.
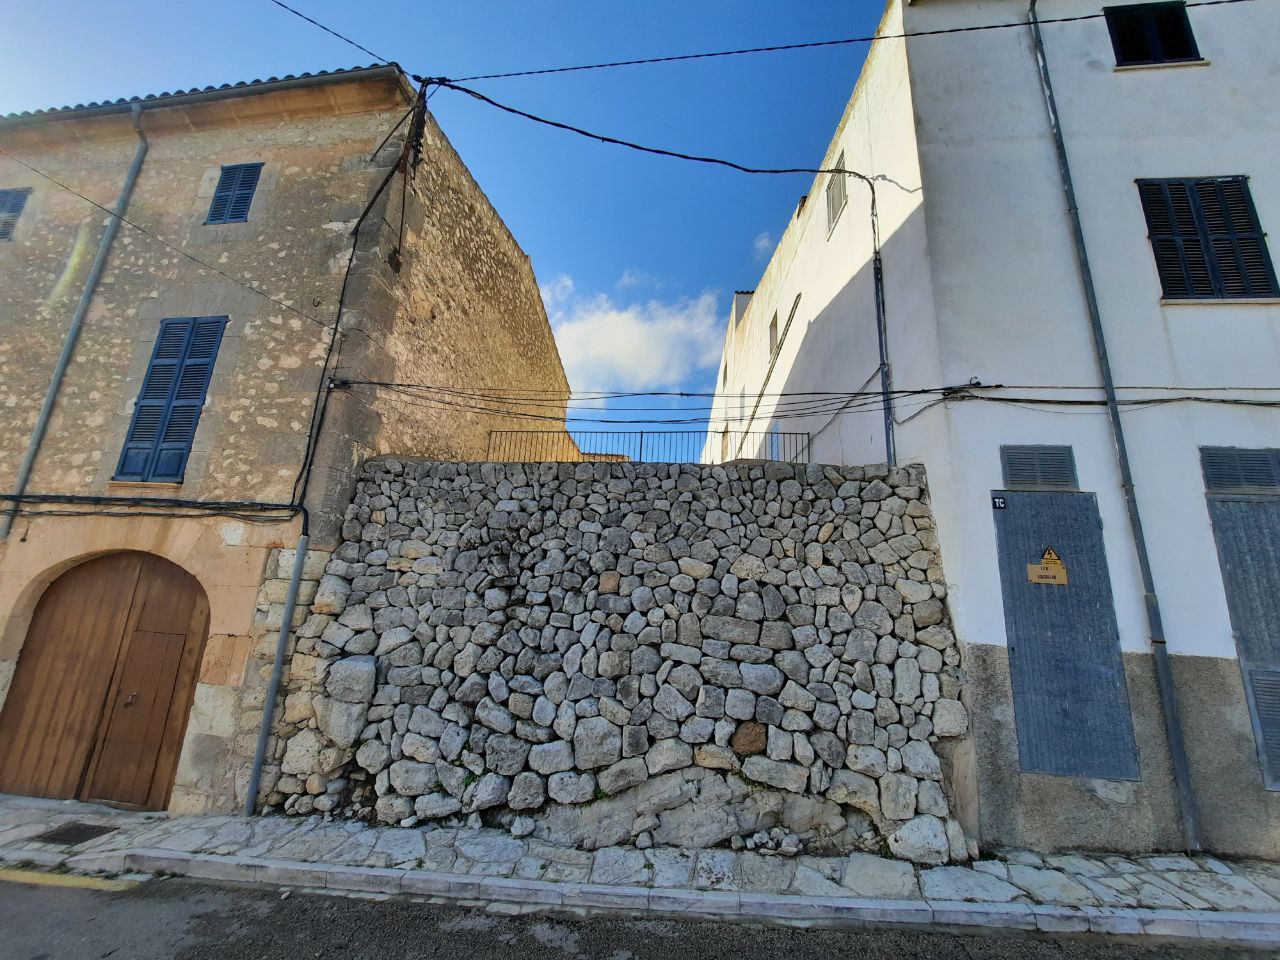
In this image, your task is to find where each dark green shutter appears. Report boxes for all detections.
[1138,177,1278,299]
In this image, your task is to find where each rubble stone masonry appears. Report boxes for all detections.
[268,458,974,864]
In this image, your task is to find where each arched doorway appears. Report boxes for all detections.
[0,552,209,810]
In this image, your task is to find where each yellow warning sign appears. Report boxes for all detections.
[1027,547,1068,585]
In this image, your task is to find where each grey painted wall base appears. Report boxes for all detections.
[1172,654,1280,859]
[965,643,1280,858]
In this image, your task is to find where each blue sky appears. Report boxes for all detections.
[1,1,881,432]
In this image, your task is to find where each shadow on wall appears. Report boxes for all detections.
[740,202,939,469]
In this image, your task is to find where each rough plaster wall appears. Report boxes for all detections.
[266,457,973,864]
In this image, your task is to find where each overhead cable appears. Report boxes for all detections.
[448,0,1253,81]
[0,147,334,333]
[266,0,392,64]
[258,0,1253,84]
[428,81,875,182]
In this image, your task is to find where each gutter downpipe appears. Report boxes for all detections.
[0,103,149,543]
[1027,0,1200,851]
[869,184,896,467]
[244,509,309,816]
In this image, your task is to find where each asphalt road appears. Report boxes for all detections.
[0,874,1266,960]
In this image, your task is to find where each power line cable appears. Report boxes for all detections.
[257,0,1253,84]
[346,381,940,425]
[342,379,941,398]
[446,0,1254,81]
[266,0,392,64]
[342,378,948,402]
[429,81,876,182]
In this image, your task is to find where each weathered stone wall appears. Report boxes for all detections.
[307,101,571,543]
[0,68,570,815]
[269,458,974,864]
[0,78,407,502]
[0,71,568,532]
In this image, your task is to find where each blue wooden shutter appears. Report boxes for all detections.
[206,163,263,224]
[115,317,226,482]
[0,188,30,240]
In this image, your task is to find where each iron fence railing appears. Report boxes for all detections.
[485,430,810,464]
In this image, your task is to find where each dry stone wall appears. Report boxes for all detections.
[269,458,972,864]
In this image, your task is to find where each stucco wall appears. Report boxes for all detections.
[707,0,1280,854]
[705,0,938,467]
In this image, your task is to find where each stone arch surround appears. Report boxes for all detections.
[0,512,294,813]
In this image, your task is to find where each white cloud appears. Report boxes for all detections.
[543,275,724,393]
[540,274,575,311]
[753,231,774,260]
[616,268,664,291]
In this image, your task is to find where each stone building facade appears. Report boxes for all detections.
[0,66,568,814]
[266,457,974,864]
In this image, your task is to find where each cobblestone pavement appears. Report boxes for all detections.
[1,794,1277,946]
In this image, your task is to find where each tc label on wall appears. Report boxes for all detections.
[1027,546,1068,585]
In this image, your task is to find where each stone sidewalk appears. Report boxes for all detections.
[1,795,1277,947]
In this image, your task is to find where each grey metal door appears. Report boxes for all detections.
[993,491,1140,779]
[1206,496,1280,789]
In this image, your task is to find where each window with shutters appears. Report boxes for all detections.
[115,317,227,483]
[0,188,31,240]
[826,152,847,233]
[1104,2,1201,67]
[206,163,263,225]
[1137,177,1278,300]
[1001,445,1079,490]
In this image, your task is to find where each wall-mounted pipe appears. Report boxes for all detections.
[0,104,149,542]
[869,185,896,467]
[1027,0,1200,851]
[244,522,309,816]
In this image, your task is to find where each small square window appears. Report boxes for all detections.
[1105,2,1201,66]
[0,188,31,240]
[826,152,848,232]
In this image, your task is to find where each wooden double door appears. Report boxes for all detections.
[0,552,209,810]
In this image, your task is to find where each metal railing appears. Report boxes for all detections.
[486,430,810,464]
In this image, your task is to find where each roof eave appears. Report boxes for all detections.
[0,64,415,129]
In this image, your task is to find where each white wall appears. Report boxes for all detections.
[710,0,1280,664]
[706,0,943,469]
[902,0,1280,661]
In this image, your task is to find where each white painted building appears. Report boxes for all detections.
[708,0,1280,857]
